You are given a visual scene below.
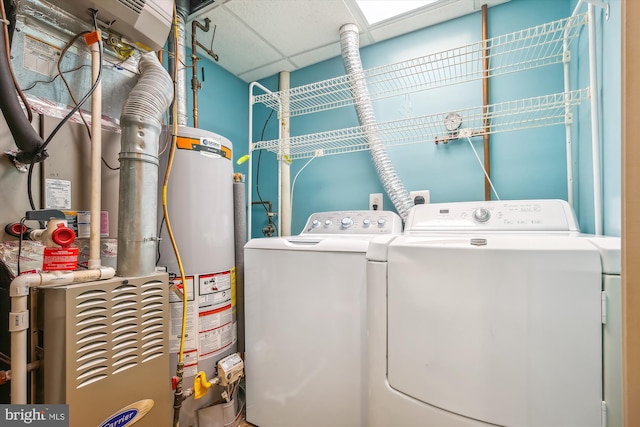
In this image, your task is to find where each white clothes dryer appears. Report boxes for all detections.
[366,200,621,427]
[244,210,402,427]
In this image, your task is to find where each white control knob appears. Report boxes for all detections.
[341,217,354,228]
[324,219,332,227]
[363,219,371,227]
[473,208,491,223]
[377,218,387,227]
[311,219,321,228]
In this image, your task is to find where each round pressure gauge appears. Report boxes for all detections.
[444,112,462,131]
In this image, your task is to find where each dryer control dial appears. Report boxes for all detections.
[473,208,491,223]
[341,217,354,228]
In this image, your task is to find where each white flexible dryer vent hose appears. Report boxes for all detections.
[339,23,413,220]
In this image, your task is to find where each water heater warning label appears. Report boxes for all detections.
[198,271,234,360]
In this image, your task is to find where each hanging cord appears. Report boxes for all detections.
[167,5,189,426]
[55,30,119,171]
[464,134,500,200]
[290,155,317,210]
[25,12,104,210]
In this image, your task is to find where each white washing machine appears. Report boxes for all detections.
[244,210,402,427]
[366,200,621,427]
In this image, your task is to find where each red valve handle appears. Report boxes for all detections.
[51,223,75,247]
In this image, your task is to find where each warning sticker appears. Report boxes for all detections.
[45,179,71,210]
[42,247,78,271]
[198,321,234,360]
[182,348,199,378]
[169,276,197,353]
[23,34,61,77]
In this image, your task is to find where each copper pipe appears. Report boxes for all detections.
[0,361,42,386]
[482,4,491,201]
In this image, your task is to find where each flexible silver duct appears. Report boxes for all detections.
[117,52,174,276]
[339,24,413,220]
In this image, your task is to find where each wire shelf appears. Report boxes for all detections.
[252,14,587,118]
[253,88,589,160]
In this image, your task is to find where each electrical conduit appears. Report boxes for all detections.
[339,24,413,220]
[116,51,173,276]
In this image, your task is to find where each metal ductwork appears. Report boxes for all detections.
[117,52,174,276]
[339,23,413,220]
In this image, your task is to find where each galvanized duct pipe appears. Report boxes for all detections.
[117,52,173,276]
[339,24,413,220]
[168,0,189,126]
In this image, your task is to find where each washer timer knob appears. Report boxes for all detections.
[341,217,354,228]
[473,208,491,223]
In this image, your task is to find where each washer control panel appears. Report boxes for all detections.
[405,199,579,233]
[301,210,402,235]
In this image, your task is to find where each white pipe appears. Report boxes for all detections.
[279,72,291,236]
[9,267,116,403]
[571,0,584,17]
[247,82,277,239]
[588,4,603,235]
[564,8,577,206]
[89,41,102,269]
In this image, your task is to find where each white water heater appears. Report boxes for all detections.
[157,126,237,426]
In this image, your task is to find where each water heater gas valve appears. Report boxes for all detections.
[217,353,244,387]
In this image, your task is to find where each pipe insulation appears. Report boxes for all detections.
[0,4,46,164]
[117,52,173,276]
[233,181,247,352]
[339,24,413,220]
[168,3,188,126]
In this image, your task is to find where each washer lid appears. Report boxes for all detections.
[386,235,603,426]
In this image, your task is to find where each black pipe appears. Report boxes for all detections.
[0,4,47,164]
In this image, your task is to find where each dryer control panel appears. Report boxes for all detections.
[405,199,579,233]
[301,210,403,235]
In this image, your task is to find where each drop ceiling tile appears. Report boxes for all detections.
[190,5,282,77]
[238,58,297,83]
[224,0,361,57]
[289,43,343,70]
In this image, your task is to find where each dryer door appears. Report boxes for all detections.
[386,235,603,427]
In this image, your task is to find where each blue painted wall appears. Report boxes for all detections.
[193,0,621,238]
[570,0,621,236]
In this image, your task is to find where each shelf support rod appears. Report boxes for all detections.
[564,7,575,207]
[587,2,603,235]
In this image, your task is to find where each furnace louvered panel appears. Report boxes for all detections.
[43,273,172,427]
